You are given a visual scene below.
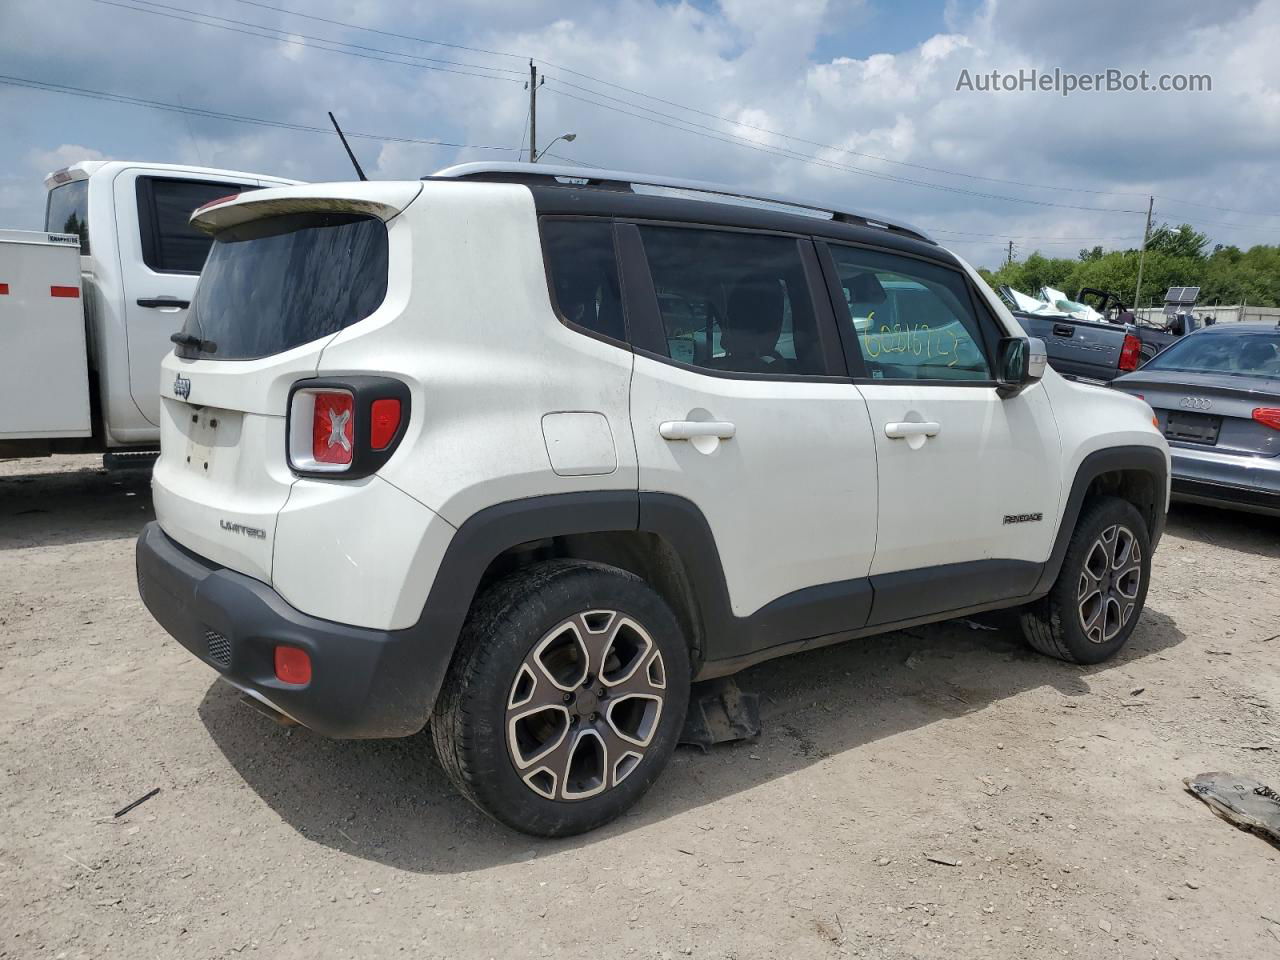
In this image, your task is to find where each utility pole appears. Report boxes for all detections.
[528,60,538,163]
[1132,195,1154,309]
[1006,240,1014,267]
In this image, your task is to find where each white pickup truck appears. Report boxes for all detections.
[0,160,296,462]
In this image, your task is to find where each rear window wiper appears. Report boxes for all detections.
[170,332,218,354]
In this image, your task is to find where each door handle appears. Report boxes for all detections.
[1052,323,1074,337]
[884,421,941,439]
[660,420,736,441]
[137,298,190,309]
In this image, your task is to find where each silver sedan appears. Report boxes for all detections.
[1112,323,1280,517]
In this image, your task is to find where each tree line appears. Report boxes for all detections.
[976,224,1280,309]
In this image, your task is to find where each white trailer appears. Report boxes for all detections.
[0,160,298,461]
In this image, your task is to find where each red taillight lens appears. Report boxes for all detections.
[1119,334,1142,372]
[274,645,312,685]
[370,397,401,450]
[311,392,354,465]
[1253,407,1280,431]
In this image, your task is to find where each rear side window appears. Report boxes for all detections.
[542,219,625,342]
[638,226,825,376]
[137,177,255,274]
[45,180,89,253]
[826,244,992,381]
[179,212,388,361]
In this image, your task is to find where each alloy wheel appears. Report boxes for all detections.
[506,610,667,801]
[1076,523,1143,644]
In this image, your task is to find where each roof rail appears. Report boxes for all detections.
[429,162,934,244]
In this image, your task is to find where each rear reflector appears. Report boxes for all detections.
[370,397,402,450]
[274,645,312,685]
[0,283,7,295]
[50,285,79,298]
[1118,334,1142,372]
[311,392,354,465]
[1253,407,1280,431]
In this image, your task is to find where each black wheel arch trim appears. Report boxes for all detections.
[1032,444,1168,597]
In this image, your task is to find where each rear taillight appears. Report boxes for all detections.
[1253,407,1280,431]
[287,378,410,479]
[311,391,355,465]
[288,388,355,473]
[1119,334,1142,372]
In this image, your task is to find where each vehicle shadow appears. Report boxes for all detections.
[0,460,153,550]
[1165,501,1280,559]
[198,603,1186,876]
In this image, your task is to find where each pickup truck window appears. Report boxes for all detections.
[45,181,89,253]
[136,177,255,274]
[826,244,991,382]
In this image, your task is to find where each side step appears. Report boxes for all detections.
[103,449,159,471]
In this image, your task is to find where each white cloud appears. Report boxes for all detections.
[26,144,107,176]
[0,0,1276,266]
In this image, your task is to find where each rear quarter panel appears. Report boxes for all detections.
[317,181,639,527]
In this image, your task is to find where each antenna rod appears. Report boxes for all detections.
[528,60,538,163]
[328,111,368,181]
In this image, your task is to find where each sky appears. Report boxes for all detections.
[1,0,1277,271]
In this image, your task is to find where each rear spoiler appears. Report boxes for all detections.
[191,182,423,234]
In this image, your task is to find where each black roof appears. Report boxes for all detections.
[524,182,960,270]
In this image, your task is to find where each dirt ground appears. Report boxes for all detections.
[1,454,1277,960]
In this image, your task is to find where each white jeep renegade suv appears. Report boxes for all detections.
[136,163,1169,837]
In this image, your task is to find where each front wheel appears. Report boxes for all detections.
[1020,496,1152,664]
[431,560,690,837]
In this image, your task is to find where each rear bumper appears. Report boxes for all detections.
[136,522,449,738]
[1169,446,1280,515]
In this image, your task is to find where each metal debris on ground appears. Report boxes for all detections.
[678,677,761,751]
[1184,772,1280,847]
[114,787,161,819]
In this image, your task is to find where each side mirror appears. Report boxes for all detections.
[996,336,1047,398]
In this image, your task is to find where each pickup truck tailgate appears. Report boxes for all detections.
[1014,312,1127,383]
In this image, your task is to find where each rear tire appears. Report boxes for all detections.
[1020,496,1151,665]
[431,559,690,837]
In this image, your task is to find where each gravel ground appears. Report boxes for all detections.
[1,454,1277,960]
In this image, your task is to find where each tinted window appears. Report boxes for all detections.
[542,219,625,341]
[180,212,388,361]
[1144,331,1280,378]
[639,226,825,376]
[139,178,254,273]
[827,245,992,381]
[45,180,89,253]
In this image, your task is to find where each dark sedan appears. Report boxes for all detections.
[1112,323,1280,517]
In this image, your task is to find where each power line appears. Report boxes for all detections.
[175,0,1280,220]
[0,75,517,150]
[63,0,1280,225]
[86,0,525,84]
[540,85,1148,214]
[226,0,527,62]
[145,0,1280,220]
[125,0,525,75]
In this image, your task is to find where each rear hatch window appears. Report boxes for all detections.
[177,211,388,361]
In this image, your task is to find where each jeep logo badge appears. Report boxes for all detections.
[173,375,191,399]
